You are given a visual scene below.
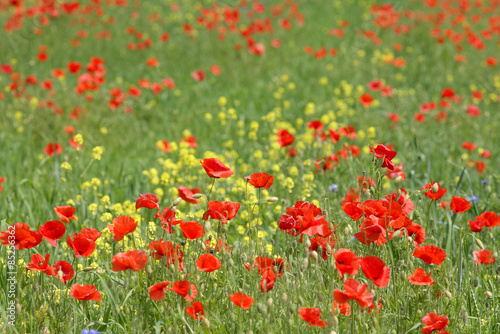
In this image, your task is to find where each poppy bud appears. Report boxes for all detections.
[267,197,279,202]
[431,183,439,194]
[222,224,228,233]
[445,290,452,299]
[300,258,309,271]
[329,314,338,328]
[289,303,297,314]
[310,251,319,262]
[172,197,182,206]
[256,303,267,315]
[281,293,288,303]
[304,238,311,248]
[462,310,468,324]
[317,292,324,302]
[146,265,153,276]
[202,317,210,328]
[229,313,237,322]
[475,238,484,249]
[392,229,403,239]
[369,186,376,194]
[228,259,234,267]
[373,317,378,328]
[82,266,93,272]
[485,290,493,298]
[48,307,54,318]
[391,330,397,334]
[108,280,113,289]
[267,298,273,307]
[364,189,371,198]
[298,296,304,306]
[204,221,212,232]
[241,253,248,262]
[192,193,204,199]
[57,269,63,281]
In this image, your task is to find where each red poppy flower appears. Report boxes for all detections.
[148,239,184,270]
[67,233,96,258]
[43,143,62,157]
[191,70,205,81]
[298,307,327,327]
[181,135,198,148]
[475,161,486,174]
[186,301,206,320]
[169,280,197,301]
[360,256,391,288]
[27,254,55,276]
[413,245,446,267]
[370,144,397,170]
[408,268,435,286]
[468,218,486,232]
[229,292,254,309]
[422,183,447,201]
[53,260,74,284]
[342,202,363,220]
[54,205,78,223]
[146,57,159,67]
[196,254,222,272]
[473,249,496,265]
[180,221,205,240]
[368,80,383,91]
[108,216,137,241]
[277,129,295,147]
[461,141,477,151]
[450,196,471,214]
[334,248,360,280]
[70,284,101,302]
[148,281,171,301]
[200,158,234,178]
[111,250,148,272]
[333,278,374,308]
[155,140,170,152]
[421,313,449,334]
[406,223,426,245]
[0,177,4,192]
[332,301,351,316]
[478,211,500,228]
[135,193,160,212]
[203,201,241,222]
[359,93,374,107]
[244,172,274,190]
[309,236,336,261]
[39,220,66,247]
[260,267,277,293]
[67,61,81,74]
[178,186,201,204]
[247,256,284,276]
[1,223,43,250]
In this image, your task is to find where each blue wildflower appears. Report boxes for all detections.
[328,184,338,192]
[82,330,100,334]
[467,196,479,203]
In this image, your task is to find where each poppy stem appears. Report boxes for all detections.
[206,178,216,204]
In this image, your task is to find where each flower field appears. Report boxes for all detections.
[1,0,500,333]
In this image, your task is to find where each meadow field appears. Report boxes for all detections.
[0,0,499,333]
